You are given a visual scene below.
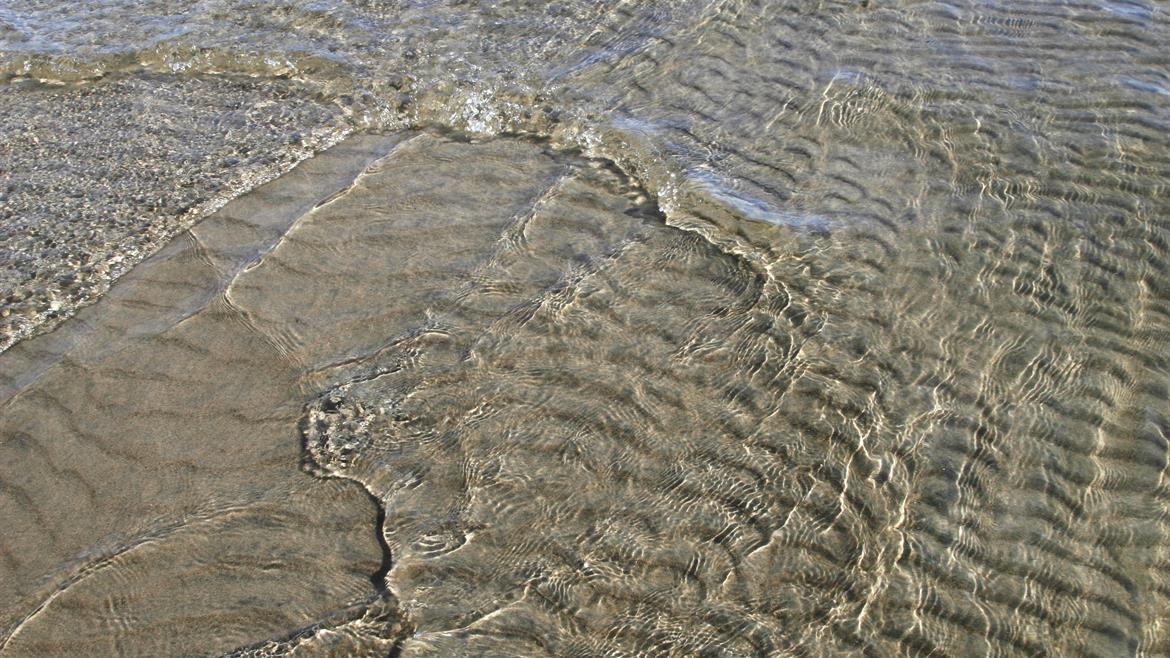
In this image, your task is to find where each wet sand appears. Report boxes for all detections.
[0,135,404,655]
[0,130,686,655]
[3,128,1168,656]
[4,1,1170,656]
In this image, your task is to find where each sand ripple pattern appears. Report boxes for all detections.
[1,0,1169,656]
[289,134,1170,656]
[1,120,1167,654]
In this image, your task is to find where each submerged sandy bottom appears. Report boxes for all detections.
[2,130,1169,657]
[1,131,676,655]
[0,135,407,656]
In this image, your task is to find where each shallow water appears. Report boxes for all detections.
[2,1,1170,656]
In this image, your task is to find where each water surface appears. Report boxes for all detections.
[1,1,1169,656]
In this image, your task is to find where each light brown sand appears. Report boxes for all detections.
[0,134,405,656]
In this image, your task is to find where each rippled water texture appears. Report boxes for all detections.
[3,1,1170,656]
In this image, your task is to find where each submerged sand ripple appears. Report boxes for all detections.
[2,130,1169,656]
[0,135,402,656]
